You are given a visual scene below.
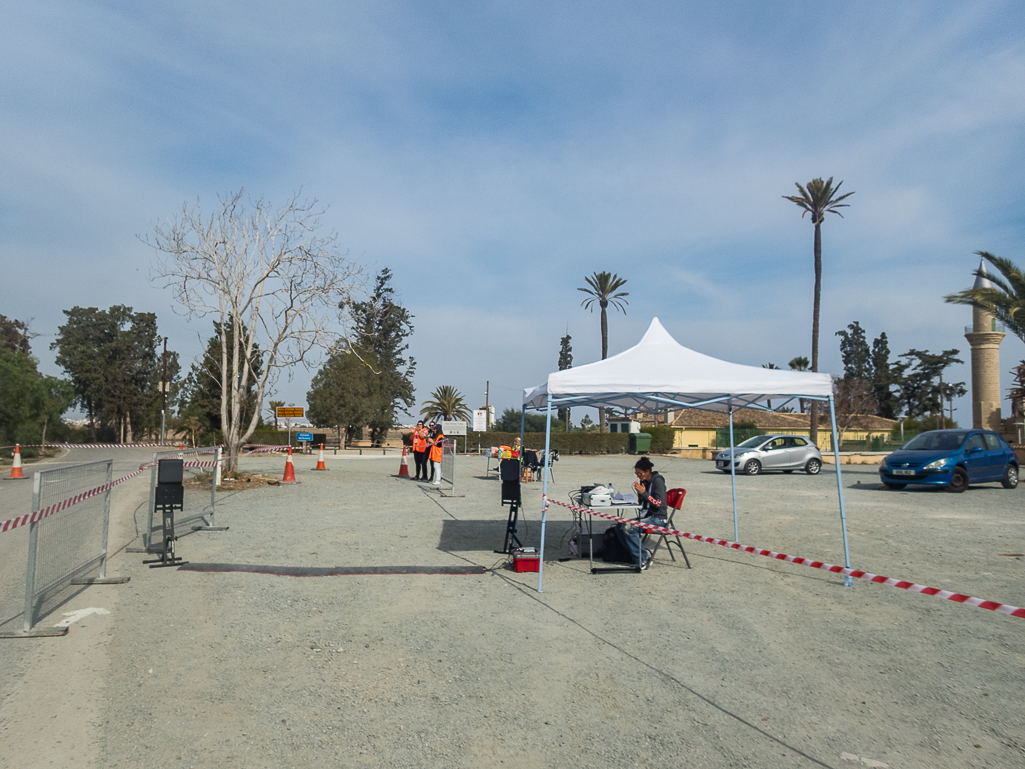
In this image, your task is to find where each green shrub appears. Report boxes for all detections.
[644,426,675,454]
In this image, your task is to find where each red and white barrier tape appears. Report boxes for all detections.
[243,445,292,453]
[0,445,294,536]
[548,498,1025,621]
[3,442,294,453]
[0,463,153,534]
[1,443,193,450]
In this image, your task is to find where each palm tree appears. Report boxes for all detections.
[944,251,1025,344]
[789,356,810,413]
[783,177,854,443]
[267,399,285,429]
[578,271,629,431]
[419,385,472,423]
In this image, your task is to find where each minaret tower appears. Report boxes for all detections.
[964,259,1005,430]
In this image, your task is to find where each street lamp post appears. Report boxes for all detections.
[160,337,168,443]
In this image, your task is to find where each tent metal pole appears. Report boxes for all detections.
[729,405,739,541]
[827,394,853,587]
[519,406,526,452]
[537,393,554,593]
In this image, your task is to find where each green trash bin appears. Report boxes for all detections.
[629,432,652,454]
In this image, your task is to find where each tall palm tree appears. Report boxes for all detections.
[267,399,285,429]
[578,271,629,431]
[944,251,1025,344]
[419,385,472,423]
[789,356,810,414]
[783,177,854,443]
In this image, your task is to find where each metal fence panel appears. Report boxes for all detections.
[714,428,766,448]
[144,447,219,549]
[440,438,462,497]
[714,428,920,452]
[23,459,112,631]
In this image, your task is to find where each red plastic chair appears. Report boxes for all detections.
[645,487,690,568]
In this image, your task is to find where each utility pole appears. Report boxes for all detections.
[485,380,490,430]
[160,337,168,443]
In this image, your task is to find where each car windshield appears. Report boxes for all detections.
[901,431,968,451]
[737,435,770,448]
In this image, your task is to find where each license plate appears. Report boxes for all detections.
[892,469,915,476]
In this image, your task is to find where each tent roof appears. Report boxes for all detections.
[523,318,833,412]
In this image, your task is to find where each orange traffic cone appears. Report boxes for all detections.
[7,444,26,480]
[397,445,410,477]
[282,446,298,483]
[313,444,328,471]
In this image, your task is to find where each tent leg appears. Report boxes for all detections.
[537,394,554,593]
[519,407,526,456]
[729,406,739,542]
[828,395,854,587]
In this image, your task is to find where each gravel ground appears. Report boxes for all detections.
[2,449,1023,768]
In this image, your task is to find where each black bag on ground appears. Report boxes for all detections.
[601,526,633,563]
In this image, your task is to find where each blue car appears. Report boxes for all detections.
[878,429,1019,492]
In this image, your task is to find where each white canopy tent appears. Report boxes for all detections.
[523,317,852,593]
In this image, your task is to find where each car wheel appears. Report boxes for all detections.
[883,482,906,490]
[947,467,969,493]
[744,459,761,476]
[1001,464,1019,489]
[805,458,822,475]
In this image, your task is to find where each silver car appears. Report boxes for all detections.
[715,434,823,476]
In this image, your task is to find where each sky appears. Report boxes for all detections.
[2,1,1024,428]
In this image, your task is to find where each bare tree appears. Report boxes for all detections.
[832,377,878,450]
[146,190,362,470]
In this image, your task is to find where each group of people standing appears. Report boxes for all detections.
[411,420,445,485]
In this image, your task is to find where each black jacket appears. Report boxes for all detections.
[638,471,667,519]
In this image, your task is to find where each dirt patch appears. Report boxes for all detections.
[183,472,282,490]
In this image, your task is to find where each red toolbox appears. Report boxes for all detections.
[511,548,540,573]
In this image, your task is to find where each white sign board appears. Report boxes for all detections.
[442,420,467,436]
[472,410,487,431]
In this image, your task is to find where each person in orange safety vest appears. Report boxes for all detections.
[411,420,429,480]
[428,423,445,486]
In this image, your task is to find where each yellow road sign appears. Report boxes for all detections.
[276,407,305,418]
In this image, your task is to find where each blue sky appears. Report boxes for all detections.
[3,1,1024,425]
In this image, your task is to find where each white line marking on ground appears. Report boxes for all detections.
[53,607,110,627]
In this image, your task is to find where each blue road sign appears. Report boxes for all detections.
[296,432,314,442]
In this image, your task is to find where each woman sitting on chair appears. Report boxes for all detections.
[612,456,666,569]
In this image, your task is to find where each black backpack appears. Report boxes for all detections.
[601,526,633,563]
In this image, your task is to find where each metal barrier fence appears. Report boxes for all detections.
[713,428,766,448]
[440,439,462,497]
[839,436,911,452]
[19,460,119,634]
[144,447,223,549]
[714,428,921,451]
